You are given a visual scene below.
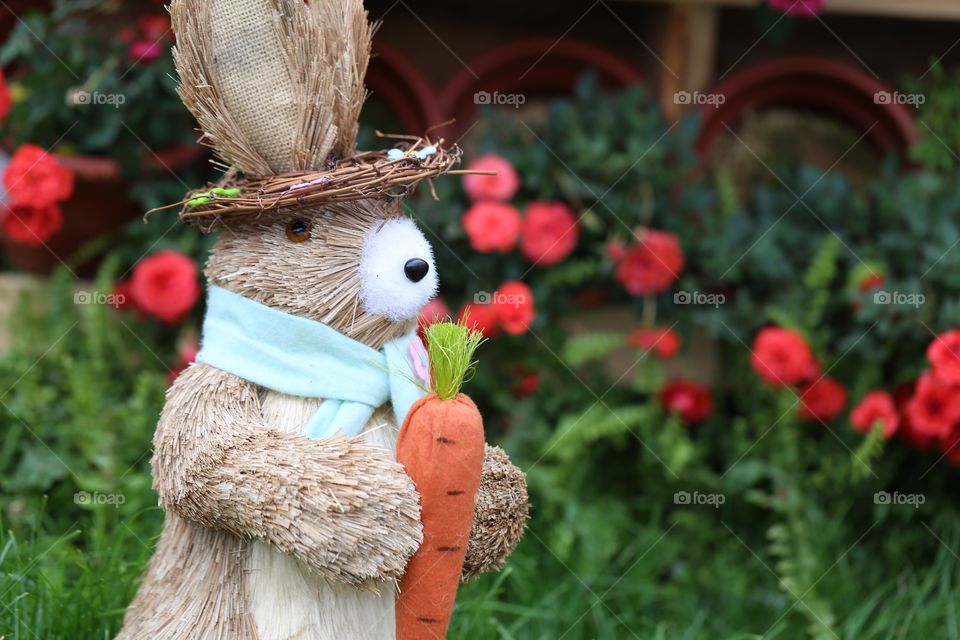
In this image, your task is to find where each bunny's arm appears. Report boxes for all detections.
[460,444,529,582]
[152,362,423,586]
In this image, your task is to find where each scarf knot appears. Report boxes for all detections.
[196,286,429,439]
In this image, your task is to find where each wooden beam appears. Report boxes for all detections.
[660,4,719,122]
[624,0,960,21]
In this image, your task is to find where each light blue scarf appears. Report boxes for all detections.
[196,286,429,439]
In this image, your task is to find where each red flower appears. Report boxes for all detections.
[850,391,900,438]
[858,273,885,292]
[419,297,451,327]
[458,301,499,338]
[1,202,63,246]
[893,381,936,450]
[750,327,818,387]
[0,69,11,123]
[659,379,713,425]
[926,330,960,385]
[130,250,200,324]
[111,279,138,312]
[138,14,170,41]
[904,373,960,439]
[605,238,626,262]
[462,202,521,253]
[418,297,451,342]
[768,0,824,17]
[613,229,684,296]
[520,201,579,266]
[128,14,170,62]
[4,144,75,207]
[626,326,681,359]
[494,281,535,335]
[798,377,847,421]
[462,154,520,202]
[511,366,541,398]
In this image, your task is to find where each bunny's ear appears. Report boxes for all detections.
[171,0,373,176]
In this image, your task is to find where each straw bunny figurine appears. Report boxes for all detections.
[117,0,528,638]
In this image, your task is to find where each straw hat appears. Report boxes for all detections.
[149,0,471,231]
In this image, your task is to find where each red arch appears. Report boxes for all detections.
[439,37,643,139]
[696,56,917,157]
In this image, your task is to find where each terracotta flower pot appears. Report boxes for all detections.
[695,56,917,158]
[366,40,442,137]
[438,37,643,140]
[1,144,205,275]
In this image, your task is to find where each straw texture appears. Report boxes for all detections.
[171,0,372,174]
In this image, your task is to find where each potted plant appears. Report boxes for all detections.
[0,0,208,274]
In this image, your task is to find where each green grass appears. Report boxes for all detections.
[4,491,960,639]
[3,271,960,639]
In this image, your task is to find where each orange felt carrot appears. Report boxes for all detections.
[396,322,486,640]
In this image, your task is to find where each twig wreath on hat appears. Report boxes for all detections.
[119,1,528,639]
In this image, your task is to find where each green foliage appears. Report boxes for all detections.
[908,61,960,173]
[0,1,194,157]
[5,75,960,640]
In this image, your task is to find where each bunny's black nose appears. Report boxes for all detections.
[404,258,430,283]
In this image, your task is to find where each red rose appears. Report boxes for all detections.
[893,381,936,450]
[927,330,960,385]
[511,366,541,398]
[614,229,684,296]
[462,154,520,202]
[4,144,75,206]
[1,202,63,246]
[626,326,681,359]
[798,377,847,421]
[605,239,626,262]
[750,327,818,387]
[659,379,713,425]
[130,250,200,324]
[850,390,900,438]
[458,301,499,338]
[417,297,451,342]
[128,14,170,62]
[904,373,960,438]
[111,279,138,312]
[858,273,884,292]
[0,69,11,123]
[520,201,579,266]
[462,201,521,253]
[494,281,535,335]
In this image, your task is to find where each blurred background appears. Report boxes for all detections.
[2,0,960,637]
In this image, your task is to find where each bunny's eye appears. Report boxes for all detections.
[285,219,311,242]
